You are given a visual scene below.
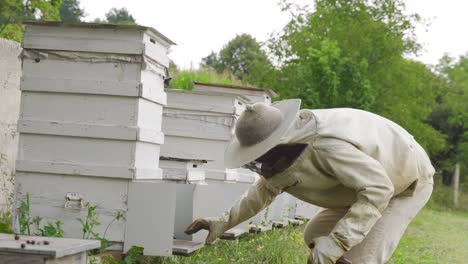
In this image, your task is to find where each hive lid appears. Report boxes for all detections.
[23,21,176,46]
[193,82,277,99]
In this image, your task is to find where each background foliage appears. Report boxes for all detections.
[194,0,467,186]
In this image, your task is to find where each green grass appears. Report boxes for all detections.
[169,68,243,90]
[136,206,468,264]
[388,209,468,264]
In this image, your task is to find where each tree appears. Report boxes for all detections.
[59,0,84,22]
[430,55,468,185]
[202,34,273,86]
[0,0,62,42]
[105,7,136,25]
[200,51,223,73]
[267,0,445,155]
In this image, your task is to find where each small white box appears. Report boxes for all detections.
[160,158,206,182]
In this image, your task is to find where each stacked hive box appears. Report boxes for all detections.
[14,22,176,256]
[161,88,250,181]
[163,83,303,248]
[161,88,252,247]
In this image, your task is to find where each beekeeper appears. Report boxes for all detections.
[185,99,435,264]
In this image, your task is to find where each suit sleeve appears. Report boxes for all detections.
[312,139,395,251]
[205,177,280,243]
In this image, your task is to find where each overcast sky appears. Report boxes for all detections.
[80,0,468,69]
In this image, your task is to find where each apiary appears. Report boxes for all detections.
[14,21,176,256]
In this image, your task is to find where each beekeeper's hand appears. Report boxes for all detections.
[184,218,227,244]
[307,236,347,264]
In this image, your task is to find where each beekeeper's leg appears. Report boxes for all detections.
[303,207,348,247]
[343,181,433,264]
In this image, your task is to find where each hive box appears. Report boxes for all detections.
[14,22,176,256]
[162,88,251,181]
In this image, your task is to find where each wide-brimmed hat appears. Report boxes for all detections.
[224,99,301,169]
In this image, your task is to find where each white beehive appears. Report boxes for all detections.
[162,88,250,181]
[14,22,176,256]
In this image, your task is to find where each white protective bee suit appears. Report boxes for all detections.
[206,108,435,264]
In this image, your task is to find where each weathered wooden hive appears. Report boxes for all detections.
[162,83,300,249]
[14,21,176,256]
[162,88,249,181]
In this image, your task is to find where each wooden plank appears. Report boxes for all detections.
[172,240,203,256]
[24,24,142,41]
[19,92,138,128]
[221,228,246,240]
[124,181,176,256]
[22,59,141,83]
[22,22,175,47]
[23,35,144,55]
[0,252,88,264]
[0,234,100,258]
[166,89,243,114]
[17,134,136,169]
[21,75,140,97]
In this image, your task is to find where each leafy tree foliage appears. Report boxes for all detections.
[104,7,136,25]
[265,0,445,156]
[201,34,273,86]
[0,0,62,42]
[59,0,84,22]
[430,55,468,184]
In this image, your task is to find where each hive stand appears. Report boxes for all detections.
[0,234,100,264]
[14,21,176,256]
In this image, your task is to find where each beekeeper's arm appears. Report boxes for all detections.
[185,177,280,244]
[309,138,395,264]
